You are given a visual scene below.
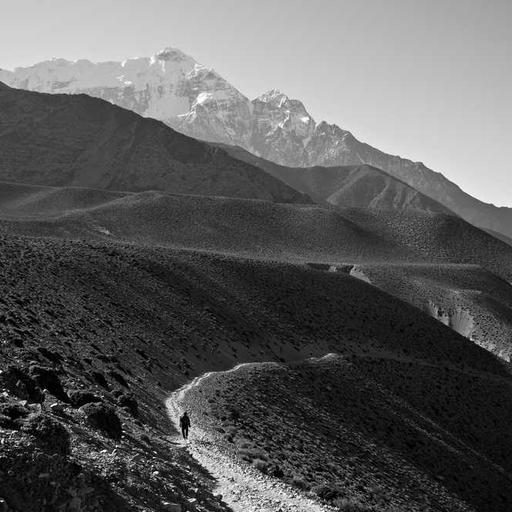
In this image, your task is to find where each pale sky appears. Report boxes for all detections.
[1,0,510,206]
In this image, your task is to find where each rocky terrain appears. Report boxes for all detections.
[3,48,512,239]
[0,75,511,512]
[1,173,512,360]
[347,263,512,362]
[176,354,512,511]
[1,180,512,280]
[4,233,510,510]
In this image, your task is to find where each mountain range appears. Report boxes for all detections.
[2,46,511,239]
[0,81,453,216]
[2,47,512,512]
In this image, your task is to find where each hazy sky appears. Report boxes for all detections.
[1,0,510,206]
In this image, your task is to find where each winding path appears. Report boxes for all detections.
[166,362,335,512]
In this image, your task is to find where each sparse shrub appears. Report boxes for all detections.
[0,413,12,428]
[270,464,284,477]
[116,392,138,417]
[238,446,267,463]
[90,371,109,389]
[252,458,269,473]
[0,402,30,429]
[37,347,63,364]
[108,370,129,388]
[228,407,240,421]
[21,413,70,456]
[312,483,340,501]
[80,403,122,439]
[0,365,43,402]
[292,476,310,491]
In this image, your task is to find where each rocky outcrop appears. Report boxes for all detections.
[425,302,475,339]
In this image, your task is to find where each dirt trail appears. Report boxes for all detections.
[166,362,335,512]
[166,352,511,511]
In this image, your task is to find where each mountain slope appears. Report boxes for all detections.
[349,263,512,361]
[0,181,511,284]
[1,179,512,363]
[179,355,512,511]
[0,82,308,203]
[3,234,511,510]
[3,49,511,238]
[217,143,452,213]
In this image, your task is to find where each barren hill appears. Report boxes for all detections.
[348,263,512,361]
[179,354,512,511]
[3,234,511,509]
[218,143,452,214]
[0,181,511,283]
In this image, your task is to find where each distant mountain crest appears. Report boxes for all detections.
[256,89,289,104]
[2,46,512,238]
[153,46,192,62]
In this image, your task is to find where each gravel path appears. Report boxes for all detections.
[166,363,335,512]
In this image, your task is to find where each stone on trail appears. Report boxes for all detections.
[161,502,182,512]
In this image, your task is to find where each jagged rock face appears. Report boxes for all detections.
[2,46,512,238]
[250,90,315,166]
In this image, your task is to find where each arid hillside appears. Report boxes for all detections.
[218,143,451,214]
[0,181,511,282]
[1,75,511,512]
[348,263,512,361]
[1,233,510,510]
[179,354,512,512]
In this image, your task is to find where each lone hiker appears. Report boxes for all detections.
[180,411,191,439]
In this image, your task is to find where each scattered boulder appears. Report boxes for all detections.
[116,392,138,417]
[0,366,44,403]
[0,402,30,429]
[108,370,129,388]
[80,403,122,439]
[21,413,70,456]
[28,365,68,402]
[90,371,109,389]
[69,390,102,408]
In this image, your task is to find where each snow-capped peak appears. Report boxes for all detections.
[255,89,289,105]
[154,46,192,62]
[1,46,338,168]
